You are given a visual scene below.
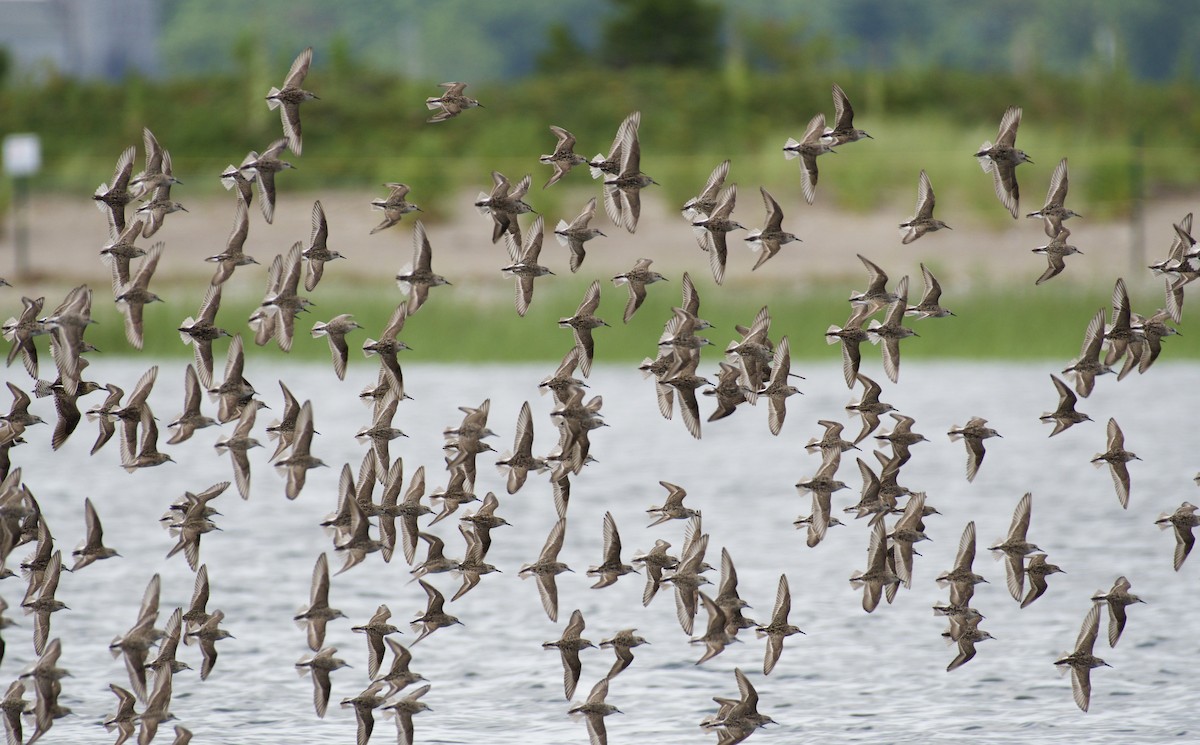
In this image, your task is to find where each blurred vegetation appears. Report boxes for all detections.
[0,53,1196,224]
[62,275,1196,366]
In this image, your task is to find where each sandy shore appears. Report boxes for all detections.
[0,186,1193,300]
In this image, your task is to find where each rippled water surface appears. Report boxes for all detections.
[9,359,1199,744]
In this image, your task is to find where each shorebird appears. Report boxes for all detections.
[865,275,915,384]
[587,511,635,589]
[974,105,1032,218]
[1032,227,1082,285]
[186,609,232,680]
[755,574,803,675]
[745,186,799,271]
[849,253,898,315]
[682,159,731,220]
[850,521,900,613]
[182,564,212,638]
[3,294,46,378]
[703,362,749,423]
[1054,604,1110,711]
[396,220,450,314]
[947,417,1001,482]
[70,497,118,571]
[845,372,894,444]
[376,638,427,696]
[411,578,462,644]
[612,258,666,324]
[559,280,607,377]
[540,125,587,188]
[239,138,295,224]
[426,81,482,122]
[265,46,317,155]
[1040,373,1092,437]
[381,683,431,745]
[340,681,389,745]
[274,400,324,499]
[370,182,421,234]
[114,241,164,350]
[1091,418,1139,509]
[130,127,181,200]
[889,491,930,587]
[1020,553,1064,608]
[905,263,954,319]
[603,111,656,233]
[555,197,605,273]
[121,406,174,472]
[103,683,138,745]
[900,170,950,244]
[302,200,343,291]
[475,171,532,244]
[0,681,25,745]
[945,615,994,672]
[452,523,500,601]
[1090,576,1144,648]
[502,215,553,318]
[589,110,640,179]
[294,553,345,651]
[94,144,137,236]
[646,480,700,527]
[692,184,743,285]
[568,677,621,745]
[379,462,430,564]
[600,628,647,681]
[206,198,257,286]
[783,112,835,204]
[363,303,411,398]
[520,517,571,621]
[21,550,65,655]
[543,608,595,699]
[662,517,713,634]
[1027,158,1079,237]
[257,242,312,353]
[312,314,363,381]
[826,304,871,389]
[1155,501,1199,571]
[214,398,262,499]
[295,646,349,718]
[494,401,547,494]
[99,217,146,289]
[352,604,401,679]
[691,590,737,665]
[178,285,230,389]
[937,521,987,603]
[758,335,801,436]
[220,152,256,208]
[167,364,218,445]
[988,492,1040,601]
[823,83,873,144]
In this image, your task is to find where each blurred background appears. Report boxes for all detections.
[0,0,1196,361]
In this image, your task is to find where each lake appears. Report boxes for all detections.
[5,357,1198,744]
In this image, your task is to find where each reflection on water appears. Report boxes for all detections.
[7,359,1198,743]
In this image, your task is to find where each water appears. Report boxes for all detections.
[7,358,1198,743]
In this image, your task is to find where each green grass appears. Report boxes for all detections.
[65,275,1194,369]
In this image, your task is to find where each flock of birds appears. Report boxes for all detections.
[0,45,1197,745]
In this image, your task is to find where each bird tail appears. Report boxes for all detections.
[588,156,606,180]
[179,318,196,345]
[266,87,282,110]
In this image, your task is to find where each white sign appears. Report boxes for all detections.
[3,133,41,176]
